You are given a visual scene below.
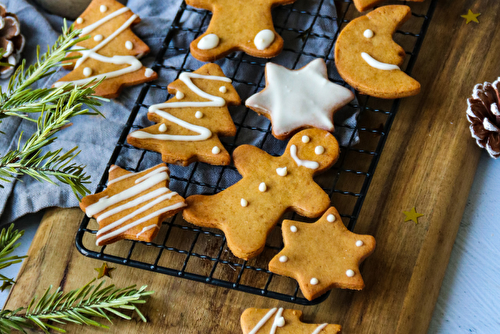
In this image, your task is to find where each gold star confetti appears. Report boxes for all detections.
[461,9,481,24]
[403,207,424,224]
[94,262,115,279]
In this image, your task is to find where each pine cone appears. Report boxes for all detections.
[467,79,500,158]
[0,4,24,79]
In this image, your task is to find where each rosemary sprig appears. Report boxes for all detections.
[0,224,25,285]
[0,279,153,333]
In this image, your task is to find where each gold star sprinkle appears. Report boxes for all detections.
[461,9,481,24]
[403,207,424,224]
[94,262,115,279]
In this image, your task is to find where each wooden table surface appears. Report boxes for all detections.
[6,0,500,333]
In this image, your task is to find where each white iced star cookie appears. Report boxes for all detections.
[245,58,355,140]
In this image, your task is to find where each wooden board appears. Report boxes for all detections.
[6,0,500,332]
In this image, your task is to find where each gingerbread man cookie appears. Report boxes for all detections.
[186,0,296,62]
[241,308,342,334]
[183,129,339,260]
[246,58,354,140]
[54,0,158,98]
[269,207,376,300]
[353,0,425,12]
[127,63,241,166]
[80,164,186,246]
[335,5,420,99]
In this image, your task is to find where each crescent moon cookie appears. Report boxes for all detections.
[186,0,296,62]
[127,63,241,167]
[353,0,424,12]
[335,5,421,99]
[54,0,158,98]
[241,308,342,334]
[183,129,340,260]
[269,207,376,300]
[79,164,186,246]
[245,59,355,140]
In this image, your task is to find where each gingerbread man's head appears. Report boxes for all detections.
[284,128,339,173]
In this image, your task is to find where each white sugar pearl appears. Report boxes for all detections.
[346,269,355,277]
[290,225,297,233]
[302,135,310,143]
[94,34,103,42]
[83,67,92,77]
[364,29,374,38]
[195,111,203,119]
[176,91,184,99]
[212,146,220,154]
[279,255,288,263]
[275,316,285,327]
[241,198,248,207]
[276,167,287,176]
[219,86,227,93]
[259,182,267,192]
[327,214,335,222]
[76,18,83,24]
[315,146,325,155]
[144,68,154,78]
[100,5,107,12]
[310,278,319,285]
[158,124,167,133]
[125,41,133,50]
[356,240,364,247]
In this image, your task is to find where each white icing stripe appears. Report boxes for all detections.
[130,73,232,142]
[107,172,134,185]
[248,308,277,334]
[96,201,186,245]
[135,166,169,184]
[311,323,328,334]
[290,145,319,169]
[270,308,284,334]
[361,52,400,71]
[109,165,118,172]
[85,172,168,217]
[81,7,130,35]
[136,224,158,238]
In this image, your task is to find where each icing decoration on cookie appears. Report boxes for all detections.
[158,124,167,132]
[79,164,186,246]
[327,214,335,222]
[254,29,275,50]
[356,240,364,247]
[187,0,296,62]
[197,33,219,50]
[183,129,340,260]
[290,145,319,169]
[276,167,287,176]
[212,146,221,154]
[241,308,341,334]
[219,86,227,93]
[76,17,84,24]
[335,5,421,99]
[241,198,248,207]
[54,0,157,98]
[83,67,92,77]
[269,207,376,300]
[302,135,310,143]
[290,225,297,233]
[315,146,324,155]
[125,40,133,49]
[279,255,288,263]
[363,29,373,38]
[145,68,154,77]
[127,63,241,166]
[246,58,354,140]
[259,182,267,192]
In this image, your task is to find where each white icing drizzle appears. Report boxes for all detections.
[249,307,330,334]
[145,68,154,78]
[259,182,267,192]
[310,278,319,285]
[276,167,287,176]
[125,40,133,50]
[361,52,400,71]
[346,269,355,277]
[248,308,277,334]
[254,29,275,50]
[176,91,184,100]
[290,145,319,169]
[197,34,219,50]
[270,308,284,334]
[219,86,227,93]
[363,29,374,38]
[136,224,158,238]
[327,214,335,222]
[130,72,231,142]
[109,165,118,172]
[290,225,297,232]
[107,172,134,186]
[279,255,288,263]
[94,34,103,42]
[241,198,248,207]
[76,17,84,24]
[83,67,92,77]
[275,316,285,328]
[195,111,204,119]
[135,166,169,184]
[311,323,328,334]
[100,5,108,13]
[212,146,221,154]
[159,124,167,132]
[80,7,130,35]
[302,135,310,143]
[356,240,364,247]
[315,146,324,155]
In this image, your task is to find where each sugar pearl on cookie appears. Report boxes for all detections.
[83,67,92,77]
[346,269,355,277]
[76,17,83,24]
[241,198,248,207]
[363,29,374,38]
[219,86,227,93]
[327,214,335,222]
[290,225,297,233]
[158,124,167,133]
[356,240,364,247]
[302,135,310,143]
[176,91,184,100]
[310,278,319,285]
[212,146,220,154]
[100,5,107,12]
[125,41,134,50]
[315,146,325,155]
[94,34,103,42]
[279,255,288,263]
[276,167,287,176]
[259,182,267,192]
[195,111,204,119]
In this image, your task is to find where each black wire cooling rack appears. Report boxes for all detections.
[76,0,437,305]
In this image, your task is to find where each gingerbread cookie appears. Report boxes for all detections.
[54,0,158,98]
[246,59,354,140]
[186,0,296,62]
[127,63,241,166]
[241,308,342,334]
[269,207,376,300]
[335,5,420,99]
[183,128,339,260]
[353,0,424,12]
[80,164,186,246]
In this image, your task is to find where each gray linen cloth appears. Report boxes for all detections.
[0,0,358,223]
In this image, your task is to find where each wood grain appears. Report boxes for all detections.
[6,0,500,333]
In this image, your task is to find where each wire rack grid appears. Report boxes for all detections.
[75,0,437,305]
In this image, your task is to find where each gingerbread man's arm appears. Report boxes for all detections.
[291,181,331,218]
[233,145,275,177]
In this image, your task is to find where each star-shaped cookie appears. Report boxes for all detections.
[187,0,296,62]
[241,308,342,334]
[245,58,354,140]
[269,207,376,300]
[353,0,424,12]
[79,164,186,246]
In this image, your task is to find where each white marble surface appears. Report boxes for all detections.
[0,152,499,333]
